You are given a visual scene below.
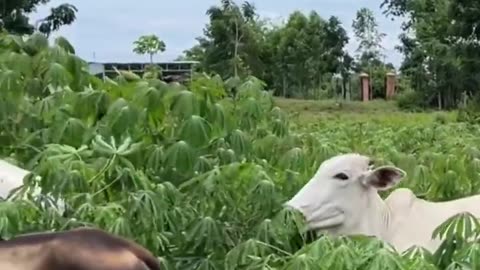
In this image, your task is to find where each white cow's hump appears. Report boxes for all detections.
[384,188,417,210]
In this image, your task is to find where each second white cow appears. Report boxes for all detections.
[0,159,65,214]
[285,153,480,253]
[0,160,32,199]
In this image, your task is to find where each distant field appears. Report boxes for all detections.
[273,97,457,126]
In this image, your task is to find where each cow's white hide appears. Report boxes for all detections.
[0,160,32,199]
[0,160,65,214]
[285,153,480,253]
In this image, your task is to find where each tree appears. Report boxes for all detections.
[339,52,355,99]
[380,0,479,109]
[180,5,352,99]
[0,0,78,36]
[133,34,166,64]
[352,7,387,99]
[178,0,268,81]
[254,11,351,99]
[323,16,350,75]
[37,3,78,37]
[179,2,391,100]
[352,8,386,65]
[203,0,259,78]
[177,43,205,62]
[449,0,480,39]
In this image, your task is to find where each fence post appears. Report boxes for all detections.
[386,72,396,100]
[360,72,370,102]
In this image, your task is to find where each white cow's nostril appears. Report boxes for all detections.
[284,201,307,212]
[298,205,312,212]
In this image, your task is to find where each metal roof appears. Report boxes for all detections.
[87,60,200,65]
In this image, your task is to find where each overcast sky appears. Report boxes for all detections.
[29,0,404,67]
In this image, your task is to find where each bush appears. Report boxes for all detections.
[433,112,449,124]
[395,90,428,111]
[456,92,480,124]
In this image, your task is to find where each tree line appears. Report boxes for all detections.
[5,0,480,109]
[177,0,395,100]
[179,0,480,110]
[0,0,403,102]
[380,0,480,109]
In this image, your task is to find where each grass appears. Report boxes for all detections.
[274,97,399,114]
[273,97,457,127]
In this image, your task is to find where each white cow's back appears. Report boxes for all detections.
[386,188,480,252]
[0,159,66,215]
[0,160,30,199]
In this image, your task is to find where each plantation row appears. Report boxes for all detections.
[1,33,480,269]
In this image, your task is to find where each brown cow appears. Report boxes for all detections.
[0,227,161,270]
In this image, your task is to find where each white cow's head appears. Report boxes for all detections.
[285,153,406,236]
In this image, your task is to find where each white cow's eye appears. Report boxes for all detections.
[368,160,375,170]
[334,172,349,180]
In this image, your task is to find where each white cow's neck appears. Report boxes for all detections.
[362,190,391,241]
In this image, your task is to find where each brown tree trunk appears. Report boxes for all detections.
[234,20,239,77]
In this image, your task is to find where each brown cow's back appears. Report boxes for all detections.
[0,242,51,270]
[0,228,160,270]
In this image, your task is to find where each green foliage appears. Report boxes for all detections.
[352,7,386,60]
[132,34,167,79]
[180,2,352,99]
[457,93,480,124]
[198,0,259,78]
[189,73,227,100]
[396,90,428,111]
[4,33,480,269]
[351,7,393,100]
[265,11,350,99]
[0,0,77,36]
[37,3,78,36]
[382,0,480,109]
[133,34,166,64]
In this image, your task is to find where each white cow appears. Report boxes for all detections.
[285,153,480,253]
[0,159,65,214]
[0,160,37,199]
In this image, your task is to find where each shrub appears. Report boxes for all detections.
[457,92,480,124]
[396,90,428,111]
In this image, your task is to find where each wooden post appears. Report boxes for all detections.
[360,73,370,102]
[386,72,396,99]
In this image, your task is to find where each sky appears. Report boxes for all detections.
[29,0,405,67]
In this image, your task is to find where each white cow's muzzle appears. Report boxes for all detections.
[284,200,345,231]
[308,206,345,230]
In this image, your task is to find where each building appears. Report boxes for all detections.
[87,60,199,83]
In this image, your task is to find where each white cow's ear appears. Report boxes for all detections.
[361,166,406,190]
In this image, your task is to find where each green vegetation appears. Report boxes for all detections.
[179,0,357,100]
[174,0,480,111]
[274,98,457,125]
[1,32,480,269]
[133,34,166,80]
[0,0,77,36]
[2,0,480,269]
[133,34,166,64]
[380,0,480,109]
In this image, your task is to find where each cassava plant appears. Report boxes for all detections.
[1,32,480,269]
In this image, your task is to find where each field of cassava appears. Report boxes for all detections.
[3,33,480,269]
